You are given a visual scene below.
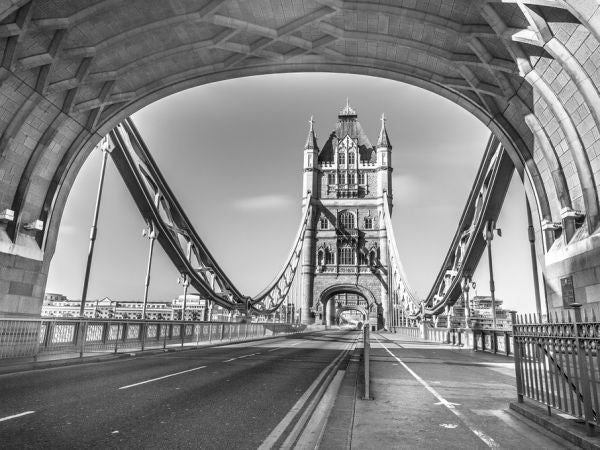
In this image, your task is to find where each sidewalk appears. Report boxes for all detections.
[321,332,583,449]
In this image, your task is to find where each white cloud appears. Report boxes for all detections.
[232,194,294,212]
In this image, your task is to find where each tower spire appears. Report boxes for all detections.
[305,115,318,150]
[377,112,391,148]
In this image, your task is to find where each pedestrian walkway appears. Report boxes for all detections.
[321,332,579,449]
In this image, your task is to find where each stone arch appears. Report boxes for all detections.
[2,1,600,314]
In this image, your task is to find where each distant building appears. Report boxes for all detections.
[449,295,511,329]
[42,293,173,320]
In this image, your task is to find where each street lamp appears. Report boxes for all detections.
[177,274,190,320]
[141,219,159,320]
[80,137,113,318]
[483,220,501,329]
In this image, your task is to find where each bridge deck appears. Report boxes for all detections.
[326,333,576,449]
[0,330,578,448]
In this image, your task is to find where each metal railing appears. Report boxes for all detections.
[0,318,309,361]
[393,325,514,356]
[512,306,599,435]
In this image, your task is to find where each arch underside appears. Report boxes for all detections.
[1,0,600,314]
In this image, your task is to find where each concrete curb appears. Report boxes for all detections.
[0,330,322,377]
[318,347,361,449]
[509,401,600,450]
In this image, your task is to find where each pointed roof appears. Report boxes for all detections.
[338,98,357,117]
[377,113,392,149]
[304,115,319,150]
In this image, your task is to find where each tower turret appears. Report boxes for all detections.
[303,116,319,201]
[376,113,393,207]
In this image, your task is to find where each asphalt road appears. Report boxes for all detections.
[0,330,357,449]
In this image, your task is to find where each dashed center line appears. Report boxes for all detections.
[223,352,260,362]
[0,411,35,422]
[119,366,206,390]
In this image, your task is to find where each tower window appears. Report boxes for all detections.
[359,252,368,265]
[325,249,334,264]
[339,246,355,265]
[348,173,355,185]
[339,211,355,229]
[327,173,335,185]
[319,217,329,229]
[358,172,365,184]
[348,152,355,165]
[364,217,373,229]
[338,152,345,165]
[339,172,347,184]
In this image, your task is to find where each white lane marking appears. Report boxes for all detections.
[440,423,458,429]
[376,338,499,449]
[0,411,35,422]
[118,366,206,390]
[223,352,260,362]
[268,347,282,352]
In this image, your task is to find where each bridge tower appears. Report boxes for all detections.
[300,102,393,328]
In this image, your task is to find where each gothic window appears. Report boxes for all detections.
[325,249,334,264]
[319,217,329,229]
[338,152,345,165]
[348,152,355,165]
[358,172,365,184]
[327,173,335,185]
[364,216,373,229]
[339,211,355,229]
[317,249,325,266]
[359,251,368,265]
[339,172,347,184]
[348,173,355,185]
[339,246,355,265]
[369,248,378,266]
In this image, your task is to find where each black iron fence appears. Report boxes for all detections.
[394,325,514,356]
[512,305,599,434]
[0,318,309,360]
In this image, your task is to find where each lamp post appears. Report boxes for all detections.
[80,137,112,317]
[177,274,190,320]
[483,220,501,329]
[141,220,159,320]
[462,277,471,329]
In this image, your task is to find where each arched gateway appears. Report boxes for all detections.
[1,1,600,316]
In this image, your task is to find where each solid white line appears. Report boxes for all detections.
[268,347,282,352]
[0,411,35,422]
[118,366,206,390]
[376,338,499,449]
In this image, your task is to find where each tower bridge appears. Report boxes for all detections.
[1,1,600,447]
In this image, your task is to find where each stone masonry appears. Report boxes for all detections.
[300,102,392,327]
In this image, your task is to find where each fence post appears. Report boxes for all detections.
[510,311,524,403]
[114,323,121,354]
[79,321,87,358]
[363,324,371,400]
[141,323,146,352]
[572,303,595,436]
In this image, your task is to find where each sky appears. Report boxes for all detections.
[46,73,540,313]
